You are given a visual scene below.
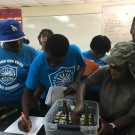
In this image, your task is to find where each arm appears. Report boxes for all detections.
[20,84,44,132]
[22,84,45,119]
[71,67,106,124]
[76,78,94,106]
[113,113,135,129]
[64,66,85,96]
[74,66,86,83]
[19,87,33,132]
[71,78,94,124]
[97,113,135,135]
[81,73,92,80]
[63,45,87,96]
[22,87,33,120]
[31,84,45,110]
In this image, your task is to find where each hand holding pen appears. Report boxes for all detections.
[18,112,32,132]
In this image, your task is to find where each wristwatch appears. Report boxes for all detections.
[108,123,116,133]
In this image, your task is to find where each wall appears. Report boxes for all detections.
[20,0,135,50]
[23,14,102,50]
[20,0,135,16]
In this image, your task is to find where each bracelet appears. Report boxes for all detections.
[108,123,116,133]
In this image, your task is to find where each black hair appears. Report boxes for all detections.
[90,35,111,52]
[37,29,53,45]
[131,17,135,28]
[45,34,69,57]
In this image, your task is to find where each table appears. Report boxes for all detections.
[0,108,46,135]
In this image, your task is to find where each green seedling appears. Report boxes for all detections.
[84,104,89,126]
[63,100,69,123]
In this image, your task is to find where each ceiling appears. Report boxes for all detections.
[0,0,129,8]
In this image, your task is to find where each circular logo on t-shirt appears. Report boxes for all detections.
[49,67,75,86]
[0,65,17,85]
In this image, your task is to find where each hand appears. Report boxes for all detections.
[18,119,32,132]
[63,81,79,96]
[96,116,113,135]
[71,104,84,125]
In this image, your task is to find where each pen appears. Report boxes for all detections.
[0,109,18,121]
[21,112,29,128]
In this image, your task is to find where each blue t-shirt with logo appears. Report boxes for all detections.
[37,49,46,99]
[26,44,86,97]
[0,44,38,108]
[82,50,107,91]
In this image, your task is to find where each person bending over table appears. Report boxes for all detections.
[19,34,86,132]
[71,42,135,135]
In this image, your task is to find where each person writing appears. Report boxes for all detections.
[0,19,38,109]
[71,42,135,135]
[18,34,86,132]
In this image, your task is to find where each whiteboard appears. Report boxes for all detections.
[23,14,102,51]
[103,4,135,47]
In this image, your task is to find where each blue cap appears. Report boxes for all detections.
[0,19,25,42]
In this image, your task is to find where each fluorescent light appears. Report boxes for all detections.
[68,24,76,27]
[86,0,108,2]
[54,16,69,22]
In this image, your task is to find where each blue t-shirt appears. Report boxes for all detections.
[26,44,86,97]
[82,50,107,91]
[0,44,38,108]
[37,49,46,99]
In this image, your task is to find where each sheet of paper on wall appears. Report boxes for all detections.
[45,86,76,106]
[4,116,44,135]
